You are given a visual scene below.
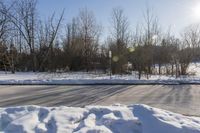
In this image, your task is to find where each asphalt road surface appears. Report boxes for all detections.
[0,85,199,116]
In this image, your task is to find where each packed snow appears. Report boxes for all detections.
[1,63,200,84]
[0,104,200,133]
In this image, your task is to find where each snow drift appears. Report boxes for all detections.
[0,104,200,133]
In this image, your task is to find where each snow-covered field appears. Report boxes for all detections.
[0,104,200,133]
[1,63,200,84]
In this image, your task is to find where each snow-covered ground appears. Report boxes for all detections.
[1,63,200,84]
[0,104,200,133]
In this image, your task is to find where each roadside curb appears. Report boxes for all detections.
[1,80,200,85]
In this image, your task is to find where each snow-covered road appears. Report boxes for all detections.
[0,85,199,116]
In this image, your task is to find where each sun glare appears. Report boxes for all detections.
[192,3,200,21]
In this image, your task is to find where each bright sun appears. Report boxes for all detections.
[192,4,200,20]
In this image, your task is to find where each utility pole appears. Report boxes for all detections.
[109,51,112,79]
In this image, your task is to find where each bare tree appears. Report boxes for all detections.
[77,8,101,72]
[37,11,64,71]
[109,7,130,74]
[142,6,161,78]
[0,1,7,42]
[0,0,38,71]
[0,0,16,73]
[178,25,200,75]
[63,18,83,71]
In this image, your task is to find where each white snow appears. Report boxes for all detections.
[1,63,200,84]
[0,104,200,133]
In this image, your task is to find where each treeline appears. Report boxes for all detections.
[1,0,200,79]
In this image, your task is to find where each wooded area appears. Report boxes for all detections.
[1,0,200,79]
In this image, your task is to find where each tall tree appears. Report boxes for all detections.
[77,8,101,71]
[109,7,130,74]
[37,11,64,71]
[1,0,38,71]
[142,6,161,77]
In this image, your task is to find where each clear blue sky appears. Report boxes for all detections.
[37,0,200,38]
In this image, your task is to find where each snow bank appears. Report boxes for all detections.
[133,105,200,133]
[0,104,200,133]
